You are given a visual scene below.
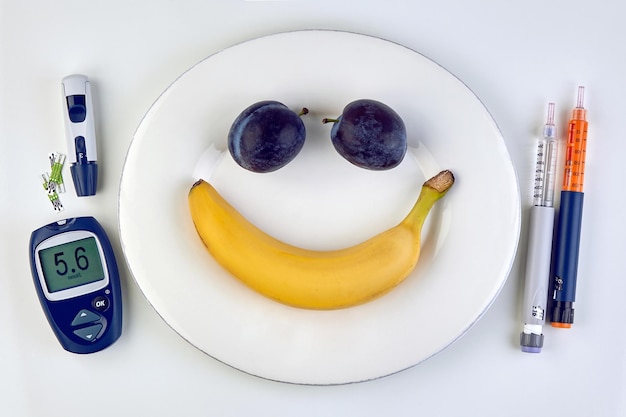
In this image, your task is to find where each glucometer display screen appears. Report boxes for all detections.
[38,237,105,293]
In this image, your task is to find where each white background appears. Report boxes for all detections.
[1,1,625,416]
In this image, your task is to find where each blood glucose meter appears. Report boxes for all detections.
[29,216,122,353]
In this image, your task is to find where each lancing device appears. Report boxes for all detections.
[62,74,98,196]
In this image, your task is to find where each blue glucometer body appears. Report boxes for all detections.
[29,217,122,353]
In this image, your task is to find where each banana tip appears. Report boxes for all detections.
[191,179,205,192]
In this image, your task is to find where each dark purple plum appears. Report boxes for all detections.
[323,99,407,170]
[228,101,307,173]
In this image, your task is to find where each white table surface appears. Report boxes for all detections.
[2,1,625,416]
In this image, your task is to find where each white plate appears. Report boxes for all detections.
[119,30,520,385]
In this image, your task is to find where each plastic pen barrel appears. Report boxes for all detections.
[551,191,584,326]
[520,205,555,352]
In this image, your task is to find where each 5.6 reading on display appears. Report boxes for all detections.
[38,236,105,293]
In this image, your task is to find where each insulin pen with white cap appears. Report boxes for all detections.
[520,103,558,353]
[61,74,98,196]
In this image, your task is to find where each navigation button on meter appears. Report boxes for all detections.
[92,295,110,312]
[74,324,103,342]
[71,309,101,326]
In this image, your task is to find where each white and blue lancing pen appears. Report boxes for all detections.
[61,74,98,196]
[520,103,558,353]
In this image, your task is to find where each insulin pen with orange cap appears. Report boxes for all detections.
[520,103,558,353]
[550,86,588,328]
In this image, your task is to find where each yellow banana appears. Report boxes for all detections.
[188,170,454,310]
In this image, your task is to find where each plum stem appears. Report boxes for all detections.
[298,108,309,117]
[322,118,339,124]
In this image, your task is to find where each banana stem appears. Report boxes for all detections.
[425,170,455,194]
[402,170,454,230]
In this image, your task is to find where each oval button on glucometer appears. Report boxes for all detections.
[92,295,110,312]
